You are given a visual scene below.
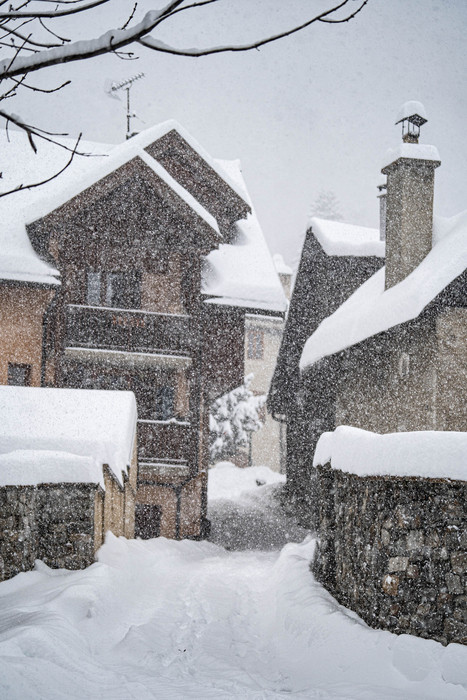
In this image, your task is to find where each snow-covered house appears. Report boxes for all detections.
[0,122,286,542]
[268,217,384,521]
[301,105,467,645]
[300,106,467,436]
[0,386,137,581]
[230,253,292,472]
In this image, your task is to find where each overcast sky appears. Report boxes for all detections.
[9,0,467,266]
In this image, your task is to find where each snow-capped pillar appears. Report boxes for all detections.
[381,102,441,289]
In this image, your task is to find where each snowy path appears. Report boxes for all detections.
[1,463,467,699]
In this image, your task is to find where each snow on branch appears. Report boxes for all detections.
[139,0,368,58]
[0,0,367,79]
[209,375,266,463]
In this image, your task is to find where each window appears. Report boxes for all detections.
[86,272,101,305]
[154,386,175,421]
[247,329,264,360]
[86,271,141,309]
[8,363,31,386]
[398,352,410,379]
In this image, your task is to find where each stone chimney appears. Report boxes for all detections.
[381,101,441,289]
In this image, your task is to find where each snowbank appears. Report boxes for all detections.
[314,425,467,481]
[300,209,467,369]
[0,461,466,698]
[0,386,137,487]
[0,533,466,699]
[309,217,385,257]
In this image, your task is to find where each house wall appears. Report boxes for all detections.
[245,315,284,471]
[0,286,54,387]
[314,464,467,645]
[336,316,438,433]
[435,308,467,431]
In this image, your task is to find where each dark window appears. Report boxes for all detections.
[8,363,31,386]
[247,329,264,360]
[135,504,161,539]
[86,270,141,309]
[155,386,175,421]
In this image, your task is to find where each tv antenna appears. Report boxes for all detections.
[105,72,145,140]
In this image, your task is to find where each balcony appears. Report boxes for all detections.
[65,304,194,356]
[137,419,192,467]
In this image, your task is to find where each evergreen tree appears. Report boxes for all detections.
[209,375,265,462]
[310,190,343,221]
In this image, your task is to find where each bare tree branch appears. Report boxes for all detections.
[0,0,110,20]
[0,1,365,80]
[0,1,185,78]
[0,133,83,198]
[0,0,369,196]
[139,1,368,57]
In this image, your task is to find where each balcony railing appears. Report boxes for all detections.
[66,304,193,355]
[137,419,192,464]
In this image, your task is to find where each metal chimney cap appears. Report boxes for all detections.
[395,100,428,127]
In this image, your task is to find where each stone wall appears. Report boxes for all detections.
[314,464,467,645]
[0,483,97,581]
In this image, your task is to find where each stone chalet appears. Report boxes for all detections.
[302,104,467,645]
[0,122,287,543]
[268,217,384,522]
[0,386,137,581]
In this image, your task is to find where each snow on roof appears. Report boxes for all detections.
[0,121,233,285]
[273,253,293,276]
[314,425,467,482]
[0,386,137,488]
[309,217,385,257]
[300,210,467,370]
[382,142,440,171]
[396,100,427,124]
[0,218,60,286]
[202,159,287,314]
[0,130,109,286]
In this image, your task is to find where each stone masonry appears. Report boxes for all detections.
[313,464,467,645]
[0,483,97,581]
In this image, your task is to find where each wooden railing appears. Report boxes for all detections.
[66,304,193,355]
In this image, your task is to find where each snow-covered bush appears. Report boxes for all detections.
[209,375,265,462]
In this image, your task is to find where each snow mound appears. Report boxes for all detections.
[1,532,466,699]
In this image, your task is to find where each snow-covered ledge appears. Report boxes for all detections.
[314,425,467,482]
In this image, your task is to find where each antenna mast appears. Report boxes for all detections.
[109,72,145,140]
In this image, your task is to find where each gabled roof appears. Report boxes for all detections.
[0,123,284,314]
[268,218,384,415]
[300,210,467,370]
[0,386,137,487]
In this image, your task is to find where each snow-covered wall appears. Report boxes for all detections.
[313,426,467,646]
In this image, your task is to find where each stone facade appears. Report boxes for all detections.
[314,464,467,645]
[0,483,96,581]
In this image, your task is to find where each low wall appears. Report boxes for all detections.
[314,464,467,645]
[0,483,96,581]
